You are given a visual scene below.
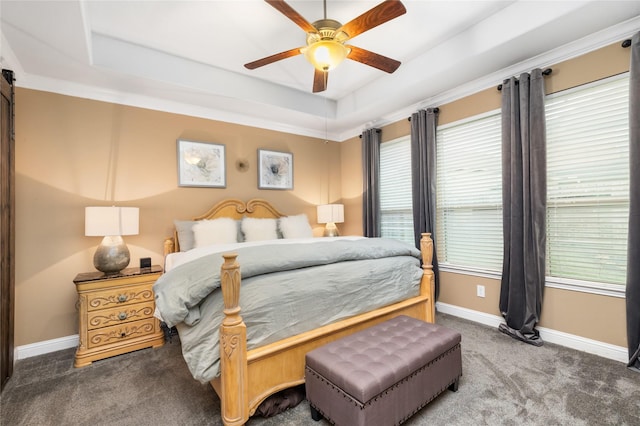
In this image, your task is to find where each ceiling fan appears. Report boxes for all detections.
[244,0,406,93]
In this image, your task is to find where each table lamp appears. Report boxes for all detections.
[317,204,344,237]
[85,206,139,274]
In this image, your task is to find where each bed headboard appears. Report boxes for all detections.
[164,198,286,255]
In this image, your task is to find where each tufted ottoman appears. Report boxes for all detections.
[305,315,462,426]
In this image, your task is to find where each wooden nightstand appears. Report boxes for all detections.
[73,265,165,367]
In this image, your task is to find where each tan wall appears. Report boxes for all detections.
[14,89,341,346]
[437,273,627,346]
[342,40,631,348]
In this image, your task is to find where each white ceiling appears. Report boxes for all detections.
[2,1,640,141]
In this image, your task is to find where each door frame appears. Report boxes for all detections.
[1,69,15,391]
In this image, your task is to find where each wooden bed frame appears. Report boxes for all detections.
[163,198,436,426]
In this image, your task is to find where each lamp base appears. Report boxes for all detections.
[94,236,131,274]
[323,223,340,237]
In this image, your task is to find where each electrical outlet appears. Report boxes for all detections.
[476,285,485,298]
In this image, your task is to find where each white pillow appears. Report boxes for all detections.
[241,217,279,242]
[279,214,313,239]
[192,218,238,248]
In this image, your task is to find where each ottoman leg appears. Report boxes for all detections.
[449,378,460,392]
[310,405,323,422]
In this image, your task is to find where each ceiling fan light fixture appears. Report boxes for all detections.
[304,40,349,72]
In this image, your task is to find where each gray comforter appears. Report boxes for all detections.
[154,238,424,382]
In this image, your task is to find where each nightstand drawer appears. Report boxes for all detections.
[86,284,154,311]
[87,317,158,349]
[87,301,155,330]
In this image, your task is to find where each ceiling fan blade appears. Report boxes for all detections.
[265,0,317,34]
[313,69,328,93]
[337,0,406,41]
[244,47,303,70]
[346,45,401,73]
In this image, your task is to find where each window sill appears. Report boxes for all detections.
[439,265,626,299]
[545,277,625,299]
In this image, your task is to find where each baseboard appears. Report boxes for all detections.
[15,335,79,361]
[436,302,629,364]
[436,303,504,329]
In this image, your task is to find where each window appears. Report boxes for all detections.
[545,74,629,288]
[436,111,503,273]
[378,73,629,295]
[380,137,414,244]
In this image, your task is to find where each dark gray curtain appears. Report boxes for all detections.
[411,108,440,299]
[362,128,381,237]
[627,32,640,372]
[499,69,546,347]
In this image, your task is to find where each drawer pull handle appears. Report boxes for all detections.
[117,294,127,303]
[118,312,127,321]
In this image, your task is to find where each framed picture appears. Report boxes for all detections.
[258,149,293,190]
[177,139,226,188]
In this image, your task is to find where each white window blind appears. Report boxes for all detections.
[380,137,414,244]
[436,111,503,272]
[545,74,629,286]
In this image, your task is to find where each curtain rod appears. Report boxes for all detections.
[497,68,552,91]
[496,39,631,91]
[407,107,440,121]
[358,128,381,138]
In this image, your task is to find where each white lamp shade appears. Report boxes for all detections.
[317,204,344,224]
[85,206,139,236]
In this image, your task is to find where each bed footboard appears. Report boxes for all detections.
[213,233,436,426]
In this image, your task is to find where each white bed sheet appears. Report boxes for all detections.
[164,236,364,271]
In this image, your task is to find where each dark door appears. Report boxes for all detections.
[1,69,15,391]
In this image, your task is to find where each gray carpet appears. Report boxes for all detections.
[2,313,639,425]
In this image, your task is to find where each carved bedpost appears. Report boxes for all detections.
[420,233,436,323]
[219,253,249,426]
[163,237,175,258]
